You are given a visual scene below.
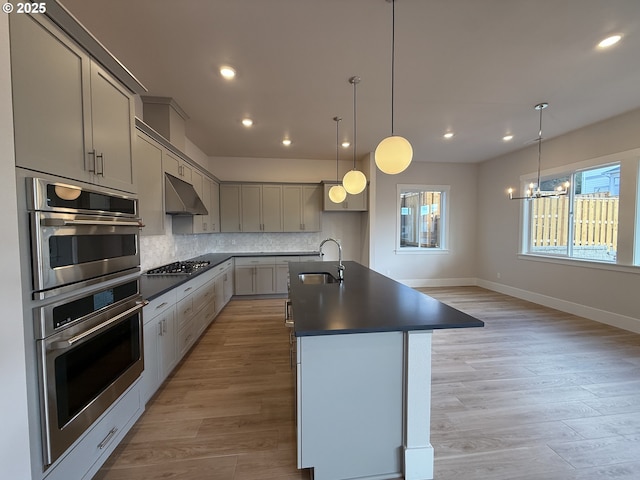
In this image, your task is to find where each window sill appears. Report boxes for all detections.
[395,248,450,255]
[518,253,640,274]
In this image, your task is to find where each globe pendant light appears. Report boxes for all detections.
[375,0,413,175]
[342,76,367,194]
[329,116,347,203]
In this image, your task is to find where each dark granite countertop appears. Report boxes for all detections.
[288,261,484,336]
[140,251,319,301]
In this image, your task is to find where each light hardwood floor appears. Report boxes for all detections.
[95,287,640,480]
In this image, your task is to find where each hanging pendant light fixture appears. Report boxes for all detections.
[329,116,348,204]
[375,0,413,175]
[342,76,367,195]
[507,103,570,200]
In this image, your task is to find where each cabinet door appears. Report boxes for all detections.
[142,319,161,404]
[163,152,192,184]
[303,185,322,231]
[345,189,367,211]
[90,62,135,192]
[10,14,92,183]
[223,267,234,303]
[210,180,220,232]
[214,275,225,315]
[191,170,206,233]
[262,185,283,232]
[200,176,213,232]
[283,185,303,232]
[276,264,290,294]
[158,308,177,382]
[241,185,262,232]
[134,132,165,235]
[220,184,242,232]
[234,266,255,295]
[256,265,276,294]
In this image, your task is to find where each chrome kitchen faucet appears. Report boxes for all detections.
[319,238,344,281]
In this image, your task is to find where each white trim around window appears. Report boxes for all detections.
[396,184,450,254]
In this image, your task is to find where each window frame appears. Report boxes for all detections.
[396,184,450,254]
[518,148,640,270]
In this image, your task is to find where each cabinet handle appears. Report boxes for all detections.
[96,153,105,176]
[98,427,118,450]
[87,149,97,172]
[184,287,193,292]
[155,302,168,310]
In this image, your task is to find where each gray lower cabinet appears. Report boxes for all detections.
[10,13,136,193]
[142,261,233,404]
[235,257,301,295]
[142,290,177,404]
[235,259,276,295]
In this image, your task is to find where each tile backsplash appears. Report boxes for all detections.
[140,231,322,271]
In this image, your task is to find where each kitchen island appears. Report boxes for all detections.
[288,261,484,480]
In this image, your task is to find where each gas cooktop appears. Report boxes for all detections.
[145,260,210,275]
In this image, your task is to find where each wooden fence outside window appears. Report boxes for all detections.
[531,194,619,253]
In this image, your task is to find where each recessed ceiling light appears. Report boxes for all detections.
[598,35,622,48]
[282,139,292,146]
[341,141,350,148]
[443,132,454,139]
[502,134,514,141]
[241,118,253,127]
[220,65,236,79]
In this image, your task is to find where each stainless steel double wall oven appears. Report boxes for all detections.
[27,177,145,466]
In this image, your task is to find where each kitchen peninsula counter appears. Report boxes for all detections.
[288,260,483,480]
[289,260,484,336]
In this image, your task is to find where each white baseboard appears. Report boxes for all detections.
[399,277,477,288]
[478,279,640,334]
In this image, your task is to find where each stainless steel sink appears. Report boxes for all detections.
[298,272,339,284]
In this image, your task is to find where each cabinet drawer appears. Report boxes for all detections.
[144,289,176,323]
[275,256,300,265]
[193,281,214,313]
[176,296,194,330]
[178,322,196,358]
[212,259,233,275]
[45,382,142,480]
[235,256,275,266]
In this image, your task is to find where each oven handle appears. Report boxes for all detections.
[51,300,148,350]
[41,218,143,228]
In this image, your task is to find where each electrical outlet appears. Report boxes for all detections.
[497,272,501,279]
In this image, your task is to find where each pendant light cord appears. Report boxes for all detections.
[353,78,357,169]
[391,0,396,136]
[334,116,341,182]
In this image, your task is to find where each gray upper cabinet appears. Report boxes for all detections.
[163,151,192,185]
[220,184,242,232]
[134,130,165,235]
[10,14,135,193]
[241,184,283,232]
[221,183,320,233]
[283,185,322,232]
[323,183,368,211]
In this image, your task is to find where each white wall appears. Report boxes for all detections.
[0,15,33,480]
[368,155,479,285]
[477,108,640,329]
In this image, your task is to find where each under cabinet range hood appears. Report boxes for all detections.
[165,173,208,215]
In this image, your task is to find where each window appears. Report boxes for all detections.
[526,162,620,262]
[397,185,449,252]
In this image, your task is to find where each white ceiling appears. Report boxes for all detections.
[60,0,640,163]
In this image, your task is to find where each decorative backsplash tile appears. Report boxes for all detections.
[140,231,322,271]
